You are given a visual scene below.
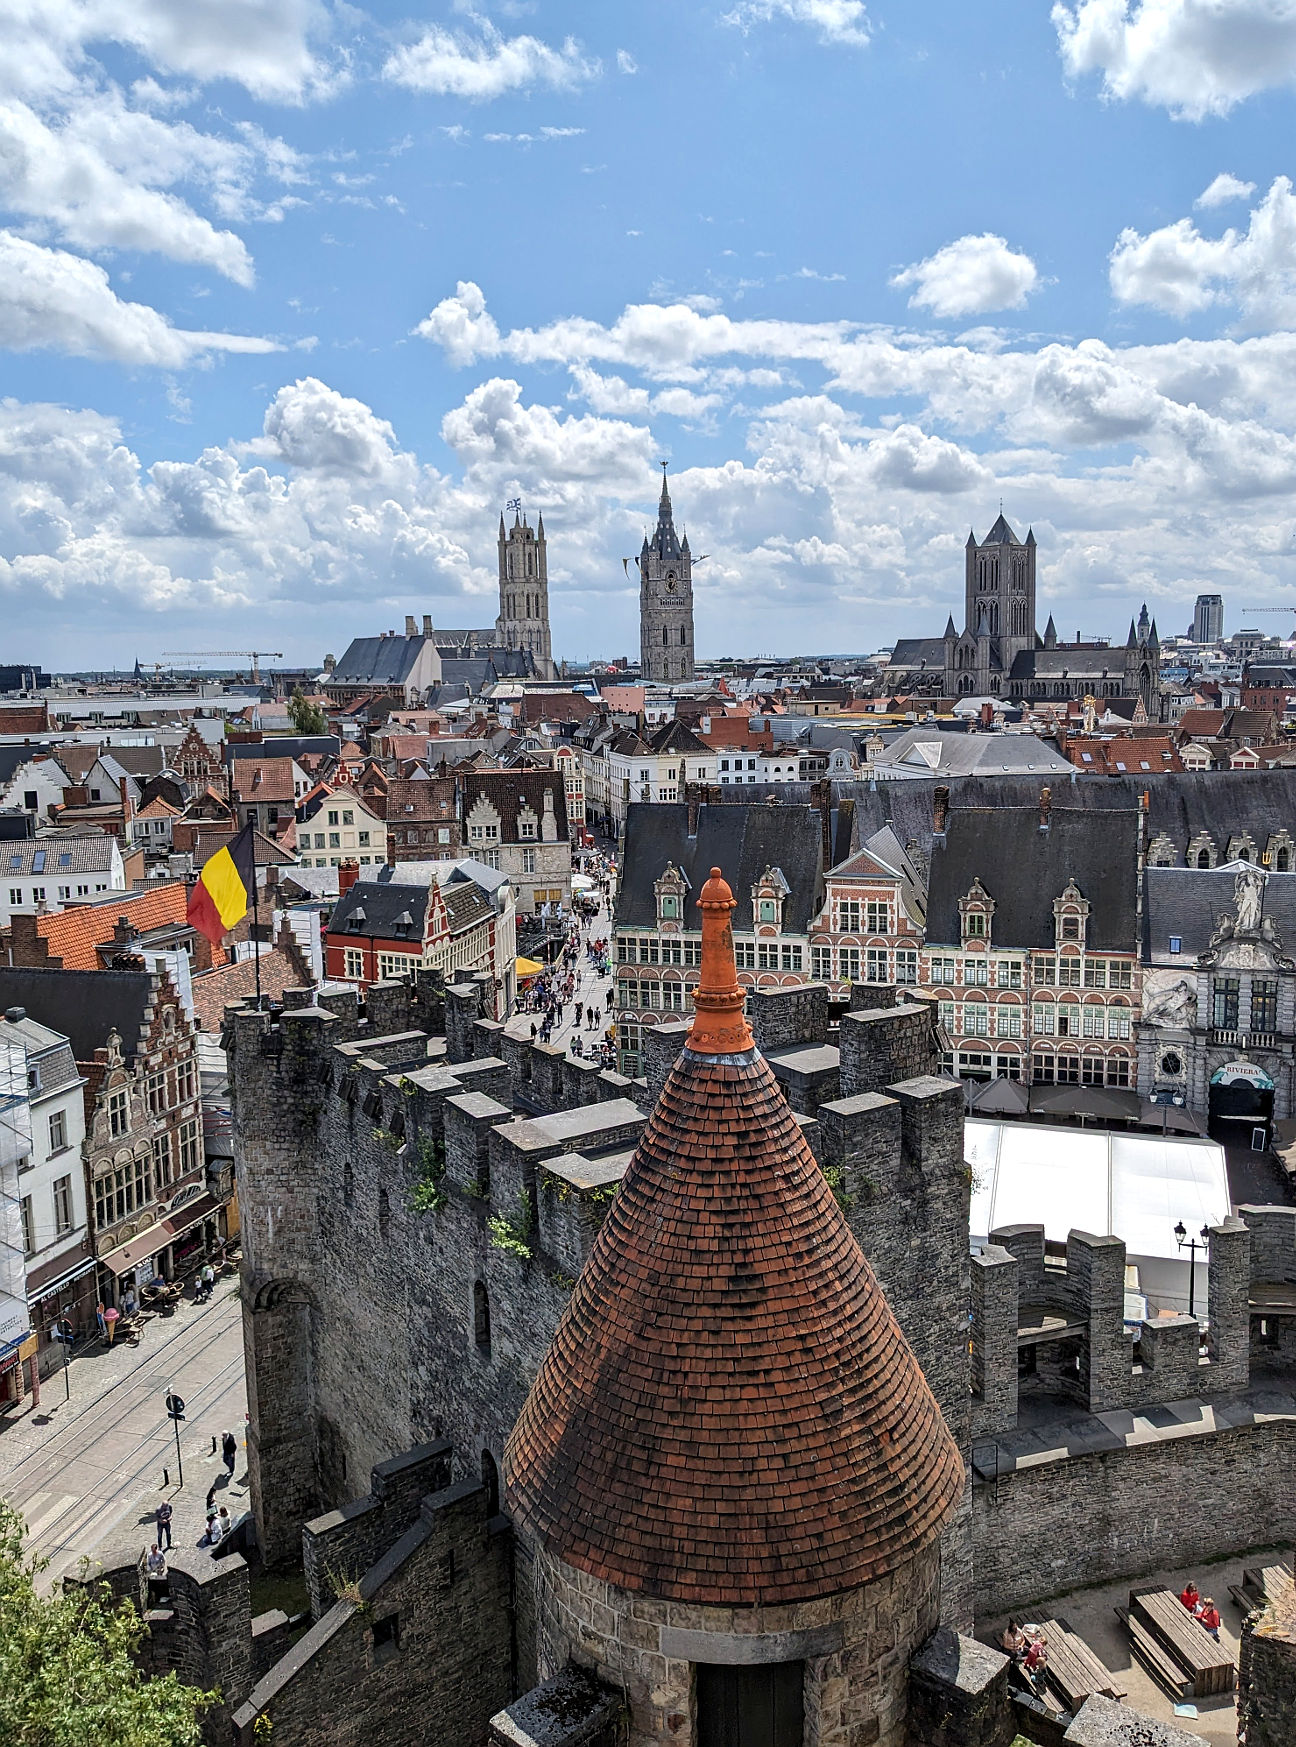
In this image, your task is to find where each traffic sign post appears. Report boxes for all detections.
[52,1318,73,1401]
[165,1388,186,1489]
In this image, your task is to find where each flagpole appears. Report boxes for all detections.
[250,823,262,1009]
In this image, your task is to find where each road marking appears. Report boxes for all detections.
[22,1492,79,1541]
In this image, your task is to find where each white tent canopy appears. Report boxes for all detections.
[967,1118,1232,1314]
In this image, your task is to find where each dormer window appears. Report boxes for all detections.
[1053,880,1090,950]
[661,894,679,920]
[958,878,994,947]
[965,913,986,938]
[758,898,776,924]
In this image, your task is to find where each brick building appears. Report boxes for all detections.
[0,965,223,1315]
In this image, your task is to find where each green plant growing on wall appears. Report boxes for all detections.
[821,1163,856,1213]
[408,1132,447,1213]
[488,1191,534,1261]
[371,1126,403,1152]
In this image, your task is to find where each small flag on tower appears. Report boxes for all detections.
[187,822,256,946]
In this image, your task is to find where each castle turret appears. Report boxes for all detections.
[506,867,962,1742]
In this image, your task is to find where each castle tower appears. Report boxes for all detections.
[505,868,963,1744]
[639,464,696,683]
[495,508,555,677]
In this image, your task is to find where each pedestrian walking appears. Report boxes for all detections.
[156,1499,173,1550]
[221,1428,237,1477]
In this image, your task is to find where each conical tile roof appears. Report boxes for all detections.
[504,868,964,1606]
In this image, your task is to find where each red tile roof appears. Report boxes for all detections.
[25,883,208,971]
[505,868,963,1605]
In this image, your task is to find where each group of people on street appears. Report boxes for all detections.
[1179,1580,1223,1640]
[513,851,621,1070]
[144,1428,241,1574]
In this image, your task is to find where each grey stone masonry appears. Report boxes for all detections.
[233,1479,512,1747]
[838,998,939,1098]
[906,1628,1015,1747]
[302,1440,451,1617]
[763,1041,841,1115]
[978,1219,1251,1420]
[970,1244,1019,1440]
[488,1666,621,1747]
[1239,1587,1296,1747]
[748,981,830,1051]
[641,1018,690,1107]
[1063,1693,1205,1746]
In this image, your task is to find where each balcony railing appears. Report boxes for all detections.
[1209,1028,1278,1049]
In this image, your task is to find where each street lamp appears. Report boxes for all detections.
[1174,1220,1211,1318]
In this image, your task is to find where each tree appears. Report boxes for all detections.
[287,686,328,735]
[0,1501,212,1747]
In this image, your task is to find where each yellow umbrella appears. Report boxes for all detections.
[515,956,545,978]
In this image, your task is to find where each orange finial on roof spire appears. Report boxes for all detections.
[688,866,754,1055]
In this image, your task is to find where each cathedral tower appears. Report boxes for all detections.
[496,508,555,677]
[638,465,695,683]
[944,513,1037,695]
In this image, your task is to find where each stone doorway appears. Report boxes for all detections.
[695,1661,804,1747]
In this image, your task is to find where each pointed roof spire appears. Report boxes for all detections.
[984,512,1020,545]
[1137,602,1150,641]
[499,512,506,537]
[1126,618,1138,650]
[1025,527,1036,546]
[536,511,544,538]
[504,863,963,1606]
[943,613,958,640]
[1043,614,1058,649]
[966,528,977,548]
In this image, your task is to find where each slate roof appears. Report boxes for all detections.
[0,1013,80,1094]
[926,806,1141,951]
[505,869,963,1604]
[615,802,826,933]
[983,513,1021,544]
[0,838,118,876]
[329,880,428,941]
[330,634,430,686]
[228,736,339,763]
[0,966,158,1065]
[460,768,568,840]
[873,729,1074,779]
[0,746,61,786]
[1011,647,1125,679]
[886,637,949,669]
[1144,865,1296,962]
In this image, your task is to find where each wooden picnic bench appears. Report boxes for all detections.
[1129,1586,1235,1697]
[1036,1618,1127,1710]
[1114,1607,1192,1701]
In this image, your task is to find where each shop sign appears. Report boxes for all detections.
[1211,1060,1275,1091]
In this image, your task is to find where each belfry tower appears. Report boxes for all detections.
[496,507,555,677]
[638,465,695,683]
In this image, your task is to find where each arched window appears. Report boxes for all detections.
[662,626,669,647]
[473,1280,491,1354]
[481,1449,499,1515]
[1277,848,1291,872]
[1197,849,1211,868]
[679,625,687,646]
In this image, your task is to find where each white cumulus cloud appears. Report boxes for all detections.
[1110,176,1296,326]
[890,233,1040,318]
[382,25,600,100]
[1197,172,1256,208]
[0,230,278,364]
[1053,0,1296,120]
[723,0,872,46]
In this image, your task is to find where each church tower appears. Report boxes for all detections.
[496,508,555,678]
[945,512,1036,695]
[639,465,695,683]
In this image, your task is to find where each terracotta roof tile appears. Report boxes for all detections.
[505,868,963,1606]
[33,883,195,971]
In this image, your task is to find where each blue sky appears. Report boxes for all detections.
[4,0,1296,669]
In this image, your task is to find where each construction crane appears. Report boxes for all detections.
[162,650,284,683]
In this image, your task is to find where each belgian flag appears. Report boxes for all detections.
[187,822,256,946]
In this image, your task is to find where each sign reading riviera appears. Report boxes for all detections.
[1211,1060,1275,1091]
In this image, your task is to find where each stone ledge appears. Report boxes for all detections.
[489,1665,621,1747]
[1063,1693,1205,1746]
[658,1622,844,1663]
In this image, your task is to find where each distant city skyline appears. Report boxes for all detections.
[3,1,1296,665]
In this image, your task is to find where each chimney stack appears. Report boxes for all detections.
[405,615,417,637]
[423,614,433,638]
[932,784,949,837]
[1039,786,1052,831]
[338,859,361,895]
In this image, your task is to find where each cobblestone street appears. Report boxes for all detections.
[0,1286,247,1589]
